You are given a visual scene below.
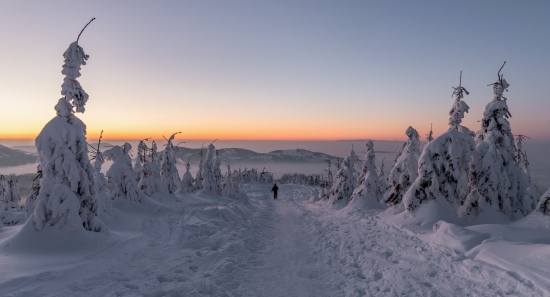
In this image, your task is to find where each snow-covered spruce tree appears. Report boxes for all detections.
[138,160,164,196]
[0,175,25,226]
[325,159,333,188]
[425,124,434,142]
[514,135,539,212]
[448,72,475,137]
[159,132,181,194]
[384,126,421,206]
[319,160,333,199]
[179,157,195,194]
[348,140,384,209]
[402,73,475,211]
[515,135,531,181]
[24,166,42,218]
[328,149,358,208]
[151,141,159,163]
[377,158,388,198]
[138,140,166,197]
[221,161,239,198]
[214,149,223,190]
[195,145,204,190]
[34,19,103,231]
[1,175,21,211]
[536,188,550,215]
[104,143,141,203]
[202,143,222,195]
[459,63,532,220]
[133,140,148,182]
[89,131,111,213]
[259,167,274,184]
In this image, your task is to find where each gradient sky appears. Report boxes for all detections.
[1,1,549,141]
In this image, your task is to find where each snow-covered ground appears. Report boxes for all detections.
[1,184,549,296]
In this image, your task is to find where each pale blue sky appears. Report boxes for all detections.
[0,1,548,140]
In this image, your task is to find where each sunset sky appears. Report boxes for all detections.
[1,1,549,141]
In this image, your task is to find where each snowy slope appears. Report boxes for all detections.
[0,145,37,167]
[0,184,549,296]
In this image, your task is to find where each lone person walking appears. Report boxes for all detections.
[271,183,279,200]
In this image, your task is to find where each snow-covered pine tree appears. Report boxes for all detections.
[202,143,222,195]
[104,143,141,203]
[24,165,42,218]
[459,62,532,220]
[348,140,384,209]
[403,73,475,211]
[34,19,103,231]
[179,157,195,194]
[159,132,181,194]
[328,149,358,208]
[1,175,20,211]
[384,126,421,206]
[195,145,204,190]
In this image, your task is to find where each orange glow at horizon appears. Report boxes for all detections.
[0,128,413,142]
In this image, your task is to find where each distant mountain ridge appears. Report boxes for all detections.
[174,147,340,164]
[0,145,38,167]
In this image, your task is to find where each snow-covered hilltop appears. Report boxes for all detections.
[175,147,341,164]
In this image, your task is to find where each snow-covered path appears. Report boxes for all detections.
[0,183,547,296]
[237,184,337,296]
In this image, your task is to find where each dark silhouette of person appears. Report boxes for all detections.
[271,183,279,199]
